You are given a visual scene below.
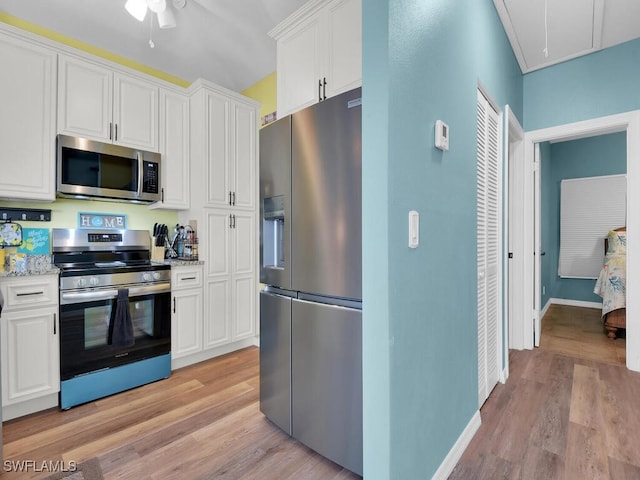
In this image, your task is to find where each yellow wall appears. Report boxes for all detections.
[242,72,277,127]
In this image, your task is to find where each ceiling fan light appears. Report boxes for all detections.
[125,0,148,21]
[157,8,176,28]
[147,0,167,14]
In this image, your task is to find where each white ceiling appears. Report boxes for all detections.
[494,0,640,73]
[3,1,640,92]
[1,0,307,92]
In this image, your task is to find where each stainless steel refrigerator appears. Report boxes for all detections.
[259,87,362,475]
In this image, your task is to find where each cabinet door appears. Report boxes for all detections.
[206,93,232,207]
[58,55,112,141]
[172,289,203,359]
[0,34,56,201]
[276,14,323,116]
[2,308,59,406]
[233,212,255,277]
[114,73,159,151]
[231,212,256,340]
[233,274,256,340]
[324,0,362,99]
[154,89,190,209]
[206,210,231,277]
[204,278,231,348]
[231,102,257,210]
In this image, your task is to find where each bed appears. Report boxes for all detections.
[594,228,626,339]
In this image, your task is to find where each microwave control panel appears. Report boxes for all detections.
[143,161,159,194]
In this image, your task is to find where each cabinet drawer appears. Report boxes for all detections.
[1,276,58,311]
[171,267,203,291]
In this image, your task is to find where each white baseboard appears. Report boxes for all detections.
[171,338,256,371]
[432,410,481,480]
[3,393,59,421]
[500,364,509,384]
[549,298,602,310]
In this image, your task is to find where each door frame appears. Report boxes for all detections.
[503,105,524,377]
[520,110,640,371]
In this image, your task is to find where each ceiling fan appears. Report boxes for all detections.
[125,0,186,29]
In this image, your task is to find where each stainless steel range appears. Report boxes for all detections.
[52,228,171,409]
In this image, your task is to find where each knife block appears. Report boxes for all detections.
[152,245,165,261]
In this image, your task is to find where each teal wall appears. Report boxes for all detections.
[524,38,640,130]
[362,1,522,477]
[540,133,626,307]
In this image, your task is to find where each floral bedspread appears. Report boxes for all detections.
[594,230,626,316]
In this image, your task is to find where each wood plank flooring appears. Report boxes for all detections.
[1,347,361,480]
[539,304,625,366]
[2,305,631,479]
[450,306,640,479]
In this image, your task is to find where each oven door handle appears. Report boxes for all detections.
[60,283,171,305]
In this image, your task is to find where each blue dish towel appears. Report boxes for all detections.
[108,289,135,348]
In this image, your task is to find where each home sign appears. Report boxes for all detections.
[78,212,127,230]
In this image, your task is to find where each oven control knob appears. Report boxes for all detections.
[89,277,99,287]
[77,278,87,288]
[142,273,152,282]
[152,272,161,280]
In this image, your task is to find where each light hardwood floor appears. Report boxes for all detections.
[450,305,638,479]
[1,348,361,480]
[539,304,625,366]
[2,306,629,479]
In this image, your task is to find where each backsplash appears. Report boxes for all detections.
[0,198,178,257]
[0,198,177,231]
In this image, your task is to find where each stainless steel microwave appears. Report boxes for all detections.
[56,134,161,203]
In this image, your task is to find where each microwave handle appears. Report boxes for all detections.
[137,151,143,198]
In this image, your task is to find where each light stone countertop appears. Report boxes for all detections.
[152,259,205,267]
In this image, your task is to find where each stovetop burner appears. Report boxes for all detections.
[51,228,170,283]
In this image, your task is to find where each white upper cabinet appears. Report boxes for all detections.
[232,101,258,210]
[190,84,258,210]
[0,32,57,202]
[150,89,190,210]
[272,0,361,116]
[58,55,159,151]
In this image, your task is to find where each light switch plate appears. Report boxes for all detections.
[435,120,449,151]
[409,210,419,248]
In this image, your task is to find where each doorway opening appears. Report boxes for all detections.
[512,110,640,372]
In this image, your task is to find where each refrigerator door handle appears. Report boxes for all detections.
[296,292,362,311]
[263,286,297,299]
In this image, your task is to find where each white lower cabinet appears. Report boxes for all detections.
[204,209,257,349]
[170,265,204,368]
[0,275,60,420]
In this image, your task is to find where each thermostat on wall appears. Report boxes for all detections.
[435,120,449,151]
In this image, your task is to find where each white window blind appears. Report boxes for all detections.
[558,174,626,279]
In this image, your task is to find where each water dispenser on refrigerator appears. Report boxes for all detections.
[262,196,285,270]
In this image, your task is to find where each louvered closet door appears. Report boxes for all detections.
[477,90,501,407]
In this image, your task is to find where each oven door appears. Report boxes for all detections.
[59,283,171,380]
